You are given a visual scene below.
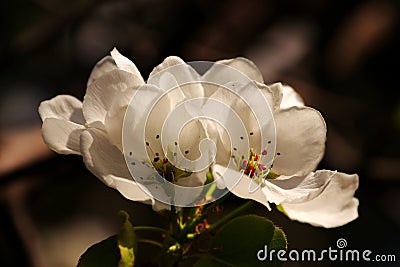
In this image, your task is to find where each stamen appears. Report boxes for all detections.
[237,147,278,181]
[146,142,193,183]
[145,141,157,158]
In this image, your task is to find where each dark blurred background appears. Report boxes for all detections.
[1,0,399,266]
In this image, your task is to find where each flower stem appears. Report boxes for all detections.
[134,226,170,235]
[206,200,255,232]
[137,238,163,248]
[170,205,180,236]
[205,182,217,199]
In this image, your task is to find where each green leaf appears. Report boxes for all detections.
[77,235,120,267]
[77,211,138,267]
[118,245,135,267]
[117,210,137,267]
[195,215,287,267]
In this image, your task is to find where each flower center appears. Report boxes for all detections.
[152,156,192,183]
[241,148,266,177]
[237,148,280,181]
[146,140,192,183]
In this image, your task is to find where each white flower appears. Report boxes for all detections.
[39,48,152,205]
[208,66,359,227]
[39,49,211,209]
[39,49,359,227]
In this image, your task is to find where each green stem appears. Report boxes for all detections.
[137,238,163,248]
[181,253,204,260]
[133,226,169,235]
[205,182,217,199]
[170,205,179,236]
[204,192,230,213]
[206,200,255,232]
[176,193,230,242]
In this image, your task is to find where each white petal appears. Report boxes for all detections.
[212,164,271,210]
[110,48,144,83]
[202,81,276,167]
[269,82,304,109]
[149,56,186,77]
[168,118,210,171]
[84,69,142,125]
[38,95,84,124]
[148,56,203,98]
[281,171,359,228]
[152,200,171,211]
[80,128,152,203]
[272,107,326,176]
[123,84,171,161]
[202,57,264,84]
[41,118,85,155]
[87,48,144,86]
[232,177,271,210]
[111,176,154,204]
[83,69,143,148]
[149,56,198,81]
[80,128,131,183]
[263,171,332,205]
[87,56,118,87]
[104,105,128,151]
[259,82,282,112]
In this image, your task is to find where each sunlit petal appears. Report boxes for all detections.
[281,171,359,228]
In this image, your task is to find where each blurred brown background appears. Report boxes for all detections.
[1,0,399,266]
